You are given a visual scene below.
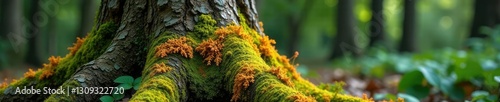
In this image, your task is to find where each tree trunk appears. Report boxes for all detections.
[369,0,385,47]
[0,0,367,101]
[77,0,97,37]
[25,0,42,66]
[331,0,360,59]
[399,0,417,52]
[469,0,499,38]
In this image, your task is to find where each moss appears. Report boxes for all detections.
[192,15,217,40]
[130,75,178,102]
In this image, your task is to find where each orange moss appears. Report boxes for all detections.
[361,93,374,102]
[215,25,251,41]
[67,36,87,55]
[23,68,36,79]
[40,56,62,80]
[322,94,332,102]
[151,63,172,76]
[277,55,302,79]
[288,94,316,102]
[155,37,194,59]
[195,39,223,66]
[259,35,277,57]
[231,64,256,102]
[397,97,404,102]
[0,79,8,89]
[268,66,293,86]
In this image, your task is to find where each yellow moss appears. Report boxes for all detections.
[259,35,277,57]
[151,63,172,76]
[195,39,223,66]
[155,37,194,59]
[231,64,256,102]
[67,36,87,55]
[268,66,293,86]
[40,56,62,80]
[23,68,37,79]
[288,94,316,102]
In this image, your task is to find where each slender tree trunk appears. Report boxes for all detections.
[331,0,360,59]
[77,0,97,37]
[399,0,417,52]
[369,0,385,47]
[25,0,42,66]
[0,0,367,101]
[469,0,498,38]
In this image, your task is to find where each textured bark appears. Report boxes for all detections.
[399,0,417,52]
[1,0,367,101]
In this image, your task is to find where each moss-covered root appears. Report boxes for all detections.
[220,36,368,102]
[129,58,189,102]
[130,34,190,101]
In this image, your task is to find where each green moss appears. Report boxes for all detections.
[192,15,217,40]
[131,75,178,102]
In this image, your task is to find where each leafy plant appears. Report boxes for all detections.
[114,76,142,90]
[100,76,142,102]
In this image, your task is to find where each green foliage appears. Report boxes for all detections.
[318,81,346,94]
[100,76,142,102]
[113,75,142,90]
[99,95,114,102]
[333,25,500,101]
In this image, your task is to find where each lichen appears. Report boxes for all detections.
[195,39,223,66]
[150,63,172,76]
[231,63,256,102]
[67,37,86,56]
[0,79,8,89]
[268,66,293,86]
[259,35,277,57]
[23,68,37,79]
[155,36,194,59]
[39,56,62,80]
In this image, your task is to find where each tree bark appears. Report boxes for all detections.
[331,0,360,59]
[0,0,367,101]
[399,0,417,52]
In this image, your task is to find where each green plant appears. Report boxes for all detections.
[100,76,142,102]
